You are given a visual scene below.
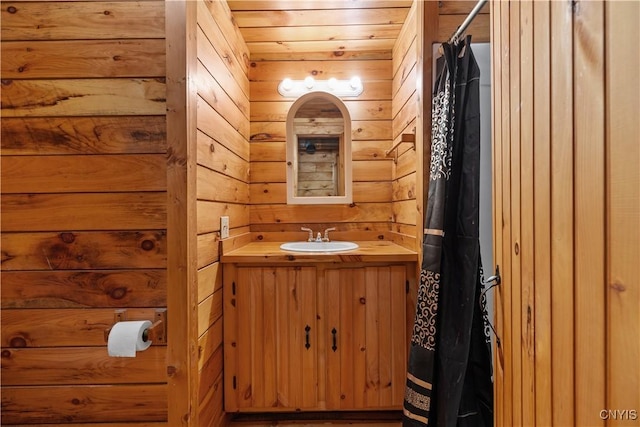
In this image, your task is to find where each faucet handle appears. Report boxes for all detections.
[323,227,336,241]
[301,227,314,242]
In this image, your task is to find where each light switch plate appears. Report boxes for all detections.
[220,216,229,239]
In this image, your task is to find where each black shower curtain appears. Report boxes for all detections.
[403,36,493,427]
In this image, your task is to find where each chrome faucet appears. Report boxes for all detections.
[323,227,336,242]
[301,227,314,242]
[315,232,323,242]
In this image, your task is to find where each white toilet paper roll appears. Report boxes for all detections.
[107,320,152,357]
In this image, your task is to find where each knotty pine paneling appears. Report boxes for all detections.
[1,270,165,309]
[1,39,166,79]
[491,1,639,426]
[0,2,165,41]
[1,385,167,425]
[249,57,394,237]
[605,1,640,421]
[0,1,167,425]
[1,346,167,385]
[0,116,166,155]
[0,230,166,270]
[195,1,250,426]
[2,193,166,231]
[390,1,419,248]
[1,154,166,193]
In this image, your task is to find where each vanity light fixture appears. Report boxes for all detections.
[278,76,364,98]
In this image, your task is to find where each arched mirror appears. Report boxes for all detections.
[286,92,352,205]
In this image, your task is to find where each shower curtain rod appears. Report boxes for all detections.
[448,0,488,43]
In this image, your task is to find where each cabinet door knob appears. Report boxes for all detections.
[305,325,311,350]
[331,328,338,352]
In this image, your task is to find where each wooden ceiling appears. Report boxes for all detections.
[227,0,414,61]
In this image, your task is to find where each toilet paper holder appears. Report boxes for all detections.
[104,309,167,344]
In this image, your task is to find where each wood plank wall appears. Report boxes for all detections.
[391,0,419,249]
[195,1,251,426]
[491,1,640,426]
[247,32,395,243]
[0,1,168,425]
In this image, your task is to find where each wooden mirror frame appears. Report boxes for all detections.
[285,91,353,205]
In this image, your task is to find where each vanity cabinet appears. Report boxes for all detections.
[223,262,411,413]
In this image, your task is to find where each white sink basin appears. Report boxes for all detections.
[280,241,359,253]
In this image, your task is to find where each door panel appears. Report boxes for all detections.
[231,266,317,411]
[324,266,407,410]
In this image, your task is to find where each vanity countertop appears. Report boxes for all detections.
[221,240,418,264]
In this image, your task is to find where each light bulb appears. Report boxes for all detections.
[281,78,293,91]
[350,76,362,90]
[328,78,338,90]
[304,76,315,89]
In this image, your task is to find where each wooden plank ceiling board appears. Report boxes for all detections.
[227,1,413,61]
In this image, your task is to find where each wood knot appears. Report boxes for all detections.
[141,239,155,251]
[7,6,17,13]
[167,365,177,376]
[359,297,366,305]
[1,350,12,358]
[10,336,26,348]
[610,281,626,293]
[109,287,127,300]
[243,385,252,400]
[60,232,75,243]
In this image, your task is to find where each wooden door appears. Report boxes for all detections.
[224,265,318,412]
[322,265,407,410]
[491,1,640,425]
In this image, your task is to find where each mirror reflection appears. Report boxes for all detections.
[286,92,352,205]
[295,97,343,196]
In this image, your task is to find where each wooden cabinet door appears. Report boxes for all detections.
[322,265,408,410]
[225,266,318,412]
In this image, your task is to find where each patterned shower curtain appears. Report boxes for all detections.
[403,36,493,427]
